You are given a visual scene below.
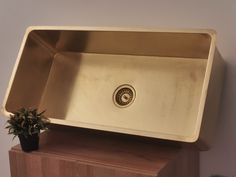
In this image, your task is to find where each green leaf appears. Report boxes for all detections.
[5,107,49,137]
[37,110,46,116]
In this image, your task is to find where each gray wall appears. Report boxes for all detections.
[0,1,235,177]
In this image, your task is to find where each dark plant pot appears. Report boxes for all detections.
[18,134,39,152]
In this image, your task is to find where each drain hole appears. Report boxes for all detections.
[113,85,136,108]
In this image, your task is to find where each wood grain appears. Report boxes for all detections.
[9,126,199,177]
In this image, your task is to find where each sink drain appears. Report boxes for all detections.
[113,84,136,108]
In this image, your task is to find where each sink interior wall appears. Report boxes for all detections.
[5,32,55,111]
[34,30,211,58]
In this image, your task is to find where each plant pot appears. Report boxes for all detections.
[18,134,39,152]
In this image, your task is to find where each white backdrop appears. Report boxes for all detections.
[0,1,235,177]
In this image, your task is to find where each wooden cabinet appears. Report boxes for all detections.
[9,151,77,177]
[9,126,199,177]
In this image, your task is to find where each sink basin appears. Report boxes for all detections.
[2,27,225,149]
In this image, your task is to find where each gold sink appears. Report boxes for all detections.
[2,26,225,149]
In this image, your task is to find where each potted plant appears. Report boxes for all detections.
[5,108,50,152]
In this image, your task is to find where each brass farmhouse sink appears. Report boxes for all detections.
[2,27,225,149]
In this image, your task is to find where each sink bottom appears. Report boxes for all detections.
[38,52,207,138]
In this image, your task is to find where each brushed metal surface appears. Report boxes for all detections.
[1,27,225,148]
[39,52,206,138]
